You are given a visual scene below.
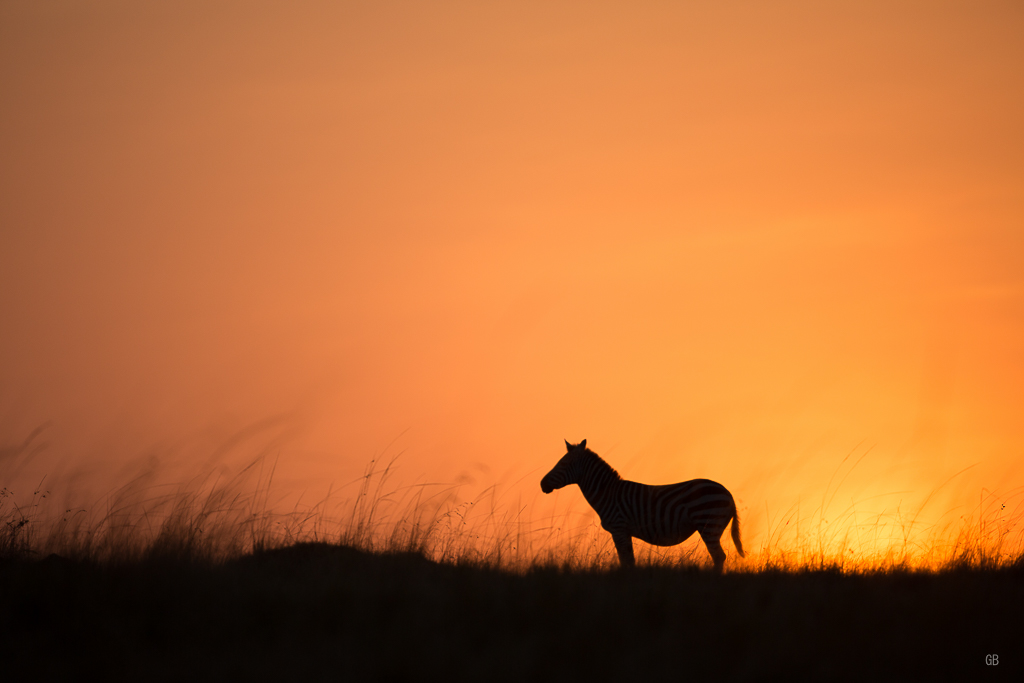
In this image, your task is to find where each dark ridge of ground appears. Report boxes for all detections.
[1,543,1021,682]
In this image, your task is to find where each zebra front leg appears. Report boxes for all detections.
[612,532,635,567]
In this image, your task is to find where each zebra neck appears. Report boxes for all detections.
[576,458,622,510]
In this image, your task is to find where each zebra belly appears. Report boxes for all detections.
[632,526,696,547]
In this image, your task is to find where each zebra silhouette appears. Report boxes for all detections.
[541,439,745,572]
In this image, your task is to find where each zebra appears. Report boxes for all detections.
[540,439,745,572]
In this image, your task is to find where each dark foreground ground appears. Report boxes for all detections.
[2,543,1021,682]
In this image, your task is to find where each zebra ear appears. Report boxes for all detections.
[580,439,587,449]
[564,439,572,451]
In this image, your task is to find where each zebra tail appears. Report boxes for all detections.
[731,508,746,558]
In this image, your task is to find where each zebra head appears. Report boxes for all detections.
[541,439,587,493]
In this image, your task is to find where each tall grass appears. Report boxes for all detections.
[2,429,1022,572]
[749,446,1024,572]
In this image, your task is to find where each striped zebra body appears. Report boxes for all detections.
[541,439,744,572]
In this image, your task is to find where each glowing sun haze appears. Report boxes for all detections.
[2,1,1022,559]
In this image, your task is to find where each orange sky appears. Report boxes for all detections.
[2,1,1023,559]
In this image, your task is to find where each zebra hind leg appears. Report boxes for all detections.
[700,531,727,574]
[611,532,635,568]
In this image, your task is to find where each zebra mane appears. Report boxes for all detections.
[582,448,622,480]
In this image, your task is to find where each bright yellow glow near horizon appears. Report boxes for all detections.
[1,1,1023,566]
